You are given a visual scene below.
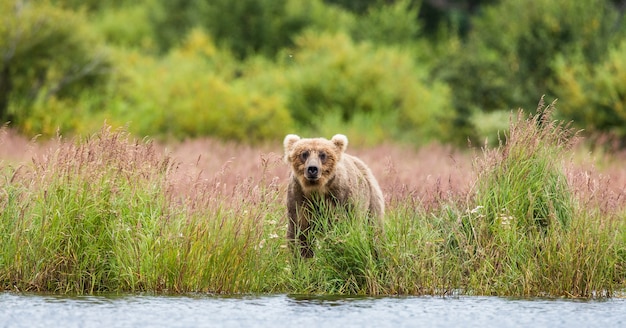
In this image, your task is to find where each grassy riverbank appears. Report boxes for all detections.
[1,104,625,297]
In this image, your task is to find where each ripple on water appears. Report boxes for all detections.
[0,293,625,328]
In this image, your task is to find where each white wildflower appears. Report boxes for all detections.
[470,206,484,214]
[257,239,266,249]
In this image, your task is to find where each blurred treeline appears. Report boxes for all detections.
[2,0,626,146]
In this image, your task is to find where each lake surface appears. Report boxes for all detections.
[1,292,625,328]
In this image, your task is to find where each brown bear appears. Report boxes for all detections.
[283,133,384,258]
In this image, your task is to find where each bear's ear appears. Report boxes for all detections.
[331,134,348,153]
[283,134,301,161]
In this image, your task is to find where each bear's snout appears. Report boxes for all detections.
[305,165,320,180]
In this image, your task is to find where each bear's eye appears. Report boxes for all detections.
[318,151,327,162]
[300,151,310,161]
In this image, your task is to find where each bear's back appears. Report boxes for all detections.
[336,153,385,220]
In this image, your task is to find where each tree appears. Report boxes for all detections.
[436,0,624,117]
[0,0,109,124]
[148,0,309,58]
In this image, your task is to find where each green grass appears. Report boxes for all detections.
[1,104,625,297]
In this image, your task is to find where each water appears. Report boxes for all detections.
[1,292,624,328]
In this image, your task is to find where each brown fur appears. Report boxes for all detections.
[283,134,385,257]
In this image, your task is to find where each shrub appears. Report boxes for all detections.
[436,0,624,139]
[322,0,378,14]
[148,0,309,58]
[471,99,577,233]
[0,0,110,127]
[351,0,421,46]
[20,95,85,137]
[552,40,626,143]
[50,0,127,12]
[469,109,512,147]
[106,30,293,142]
[285,0,356,35]
[93,3,155,51]
[282,32,456,145]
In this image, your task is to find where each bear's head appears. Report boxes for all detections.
[284,134,348,193]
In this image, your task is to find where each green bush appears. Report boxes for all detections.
[322,0,379,14]
[436,0,624,138]
[469,109,512,147]
[552,40,626,142]
[93,3,155,51]
[106,30,293,142]
[51,0,128,12]
[286,0,356,35]
[281,32,456,145]
[20,95,87,137]
[0,0,110,128]
[148,0,310,58]
[472,99,576,233]
[351,0,421,46]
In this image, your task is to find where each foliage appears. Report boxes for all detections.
[2,0,626,146]
[50,0,128,12]
[351,0,421,46]
[436,0,624,129]
[286,0,357,34]
[105,30,293,142]
[282,32,456,145]
[93,3,155,51]
[0,0,110,126]
[471,99,576,232]
[322,0,379,13]
[323,0,500,37]
[469,109,511,146]
[202,0,308,59]
[552,40,626,142]
[148,0,309,58]
[20,94,96,137]
[418,0,501,36]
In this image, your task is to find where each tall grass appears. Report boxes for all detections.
[0,127,286,294]
[1,103,626,297]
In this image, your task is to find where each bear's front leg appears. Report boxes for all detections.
[287,196,314,258]
[298,229,314,258]
[287,214,314,258]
